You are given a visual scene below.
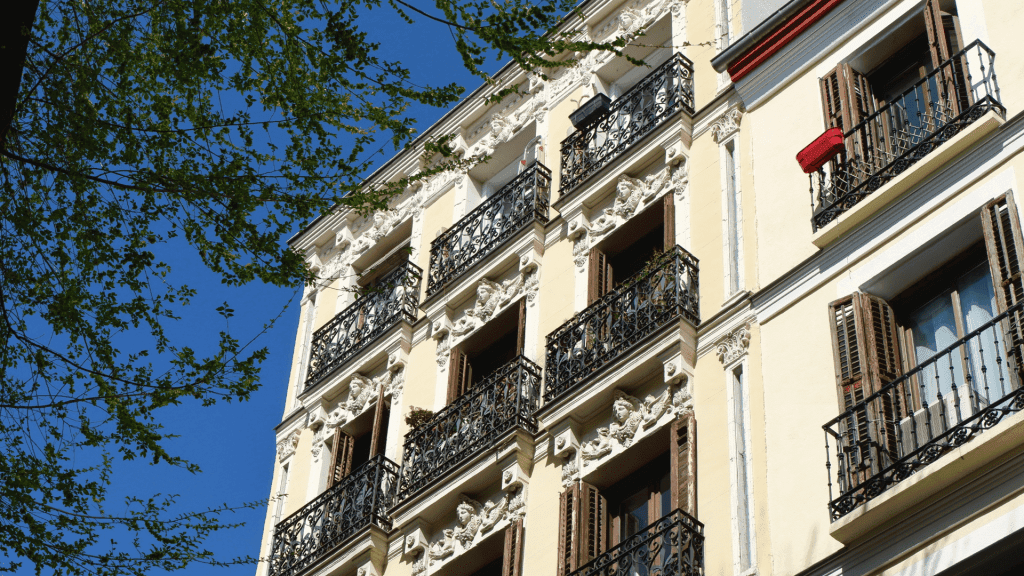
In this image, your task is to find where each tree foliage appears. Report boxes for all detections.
[0,0,626,573]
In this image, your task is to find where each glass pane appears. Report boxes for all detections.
[621,489,649,540]
[659,472,672,519]
[957,264,1007,405]
[908,291,966,406]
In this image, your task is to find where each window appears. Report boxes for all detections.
[447,300,527,402]
[819,0,967,165]
[556,414,696,576]
[728,363,754,572]
[588,194,676,303]
[722,139,742,296]
[327,388,391,489]
[274,464,290,524]
[827,194,1024,487]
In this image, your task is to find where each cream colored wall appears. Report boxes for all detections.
[520,454,564,576]
[535,232,575,363]
[548,85,588,203]
[312,277,340,332]
[686,0,725,108]
[688,131,727,316]
[978,0,1024,117]
[693,345,734,574]
[415,188,456,304]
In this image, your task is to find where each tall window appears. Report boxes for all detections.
[274,464,290,524]
[729,363,754,572]
[723,139,742,296]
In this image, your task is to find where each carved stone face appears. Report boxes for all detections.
[457,504,472,525]
[613,401,631,422]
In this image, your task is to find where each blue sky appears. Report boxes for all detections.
[11,7,492,576]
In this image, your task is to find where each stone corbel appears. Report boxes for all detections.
[276,429,301,463]
[518,250,541,276]
[431,316,453,341]
[501,460,529,492]
[710,107,743,144]
[664,141,687,167]
[552,421,581,459]
[403,522,431,560]
[716,322,752,365]
[388,348,409,372]
[566,213,589,241]
[335,228,354,253]
[661,352,688,386]
[355,562,380,576]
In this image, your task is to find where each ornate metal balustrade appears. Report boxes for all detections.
[398,355,542,500]
[810,40,1002,231]
[269,455,399,576]
[305,262,421,390]
[570,510,704,576]
[427,162,551,296]
[544,246,699,403]
[559,54,694,197]
[823,300,1024,521]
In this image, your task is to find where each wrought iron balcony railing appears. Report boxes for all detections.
[305,261,421,390]
[823,300,1024,521]
[569,510,704,576]
[269,455,399,576]
[544,246,699,404]
[398,355,542,500]
[559,53,694,197]
[427,162,551,296]
[810,40,1002,232]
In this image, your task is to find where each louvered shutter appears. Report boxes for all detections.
[329,431,355,488]
[369,384,389,458]
[502,518,525,576]
[669,411,697,517]
[516,298,527,356]
[556,486,579,576]
[820,67,849,132]
[578,482,607,565]
[663,194,676,250]
[924,0,970,115]
[982,193,1024,388]
[447,348,472,403]
[588,248,613,303]
[827,293,902,487]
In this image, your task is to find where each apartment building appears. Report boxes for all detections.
[258,0,1024,575]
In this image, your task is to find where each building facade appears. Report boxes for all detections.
[257,0,1024,575]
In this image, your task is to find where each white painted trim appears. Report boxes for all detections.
[720,136,744,298]
[725,358,757,574]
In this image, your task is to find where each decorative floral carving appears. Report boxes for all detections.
[573,233,590,270]
[711,107,743,143]
[386,368,405,405]
[427,529,455,563]
[276,429,300,462]
[479,496,508,533]
[435,334,450,367]
[419,489,526,572]
[450,271,538,339]
[716,322,751,365]
[581,383,691,465]
[587,165,687,247]
[561,449,579,488]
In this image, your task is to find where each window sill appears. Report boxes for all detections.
[829,406,1024,545]
[811,110,1004,249]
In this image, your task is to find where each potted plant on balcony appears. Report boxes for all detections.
[405,406,435,431]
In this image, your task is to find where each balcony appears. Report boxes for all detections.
[544,246,699,404]
[305,261,421,390]
[823,301,1024,522]
[397,355,542,501]
[810,40,1003,232]
[559,53,694,197]
[269,455,399,576]
[426,162,551,297]
[570,510,704,576]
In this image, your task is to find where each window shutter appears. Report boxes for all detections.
[670,411,697,518]
[820,66,850,132]
[447,348,472,403]
[329,431,355,488]
[578,481,607,565]
[556,485,579,576]
[369,384,389,458]
[924,0,970,116]
[588,248,614,303]
[820,65,881,163]
[982,193,1024,386]
[516,298,527,356]
[827,293,902,484]
[502,518,525,576]
[663,193,676,250]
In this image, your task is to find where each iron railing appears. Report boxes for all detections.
[427,162,551,296]
[811,40,1002,231]
[269,455,399,576]
[569,510,704,576]
[560,54,695,196]
[823,301,1024,520]
[544,246,699,403]
[305,261,421,390]
[398,355,542,500]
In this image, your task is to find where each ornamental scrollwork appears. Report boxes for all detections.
[276,429,301,463]
[716,322,751,365]
[581,383,691,466]
[710,107,742,144]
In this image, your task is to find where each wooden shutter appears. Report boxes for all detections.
[588,248,614,304]
[578,481,607,565]
[820,66,851,132]
[447,348,472,403]
[924,0,970,115]
[982,193,1024,387]
[369,384,389,458]
[827,293,902,484]
[329,431,355,488]
[821,64,884,167]
[669,411,697,518]
[502,518,525,576]
[556,486,579,576]
[663,193,676,250]
[516,298,527,356]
